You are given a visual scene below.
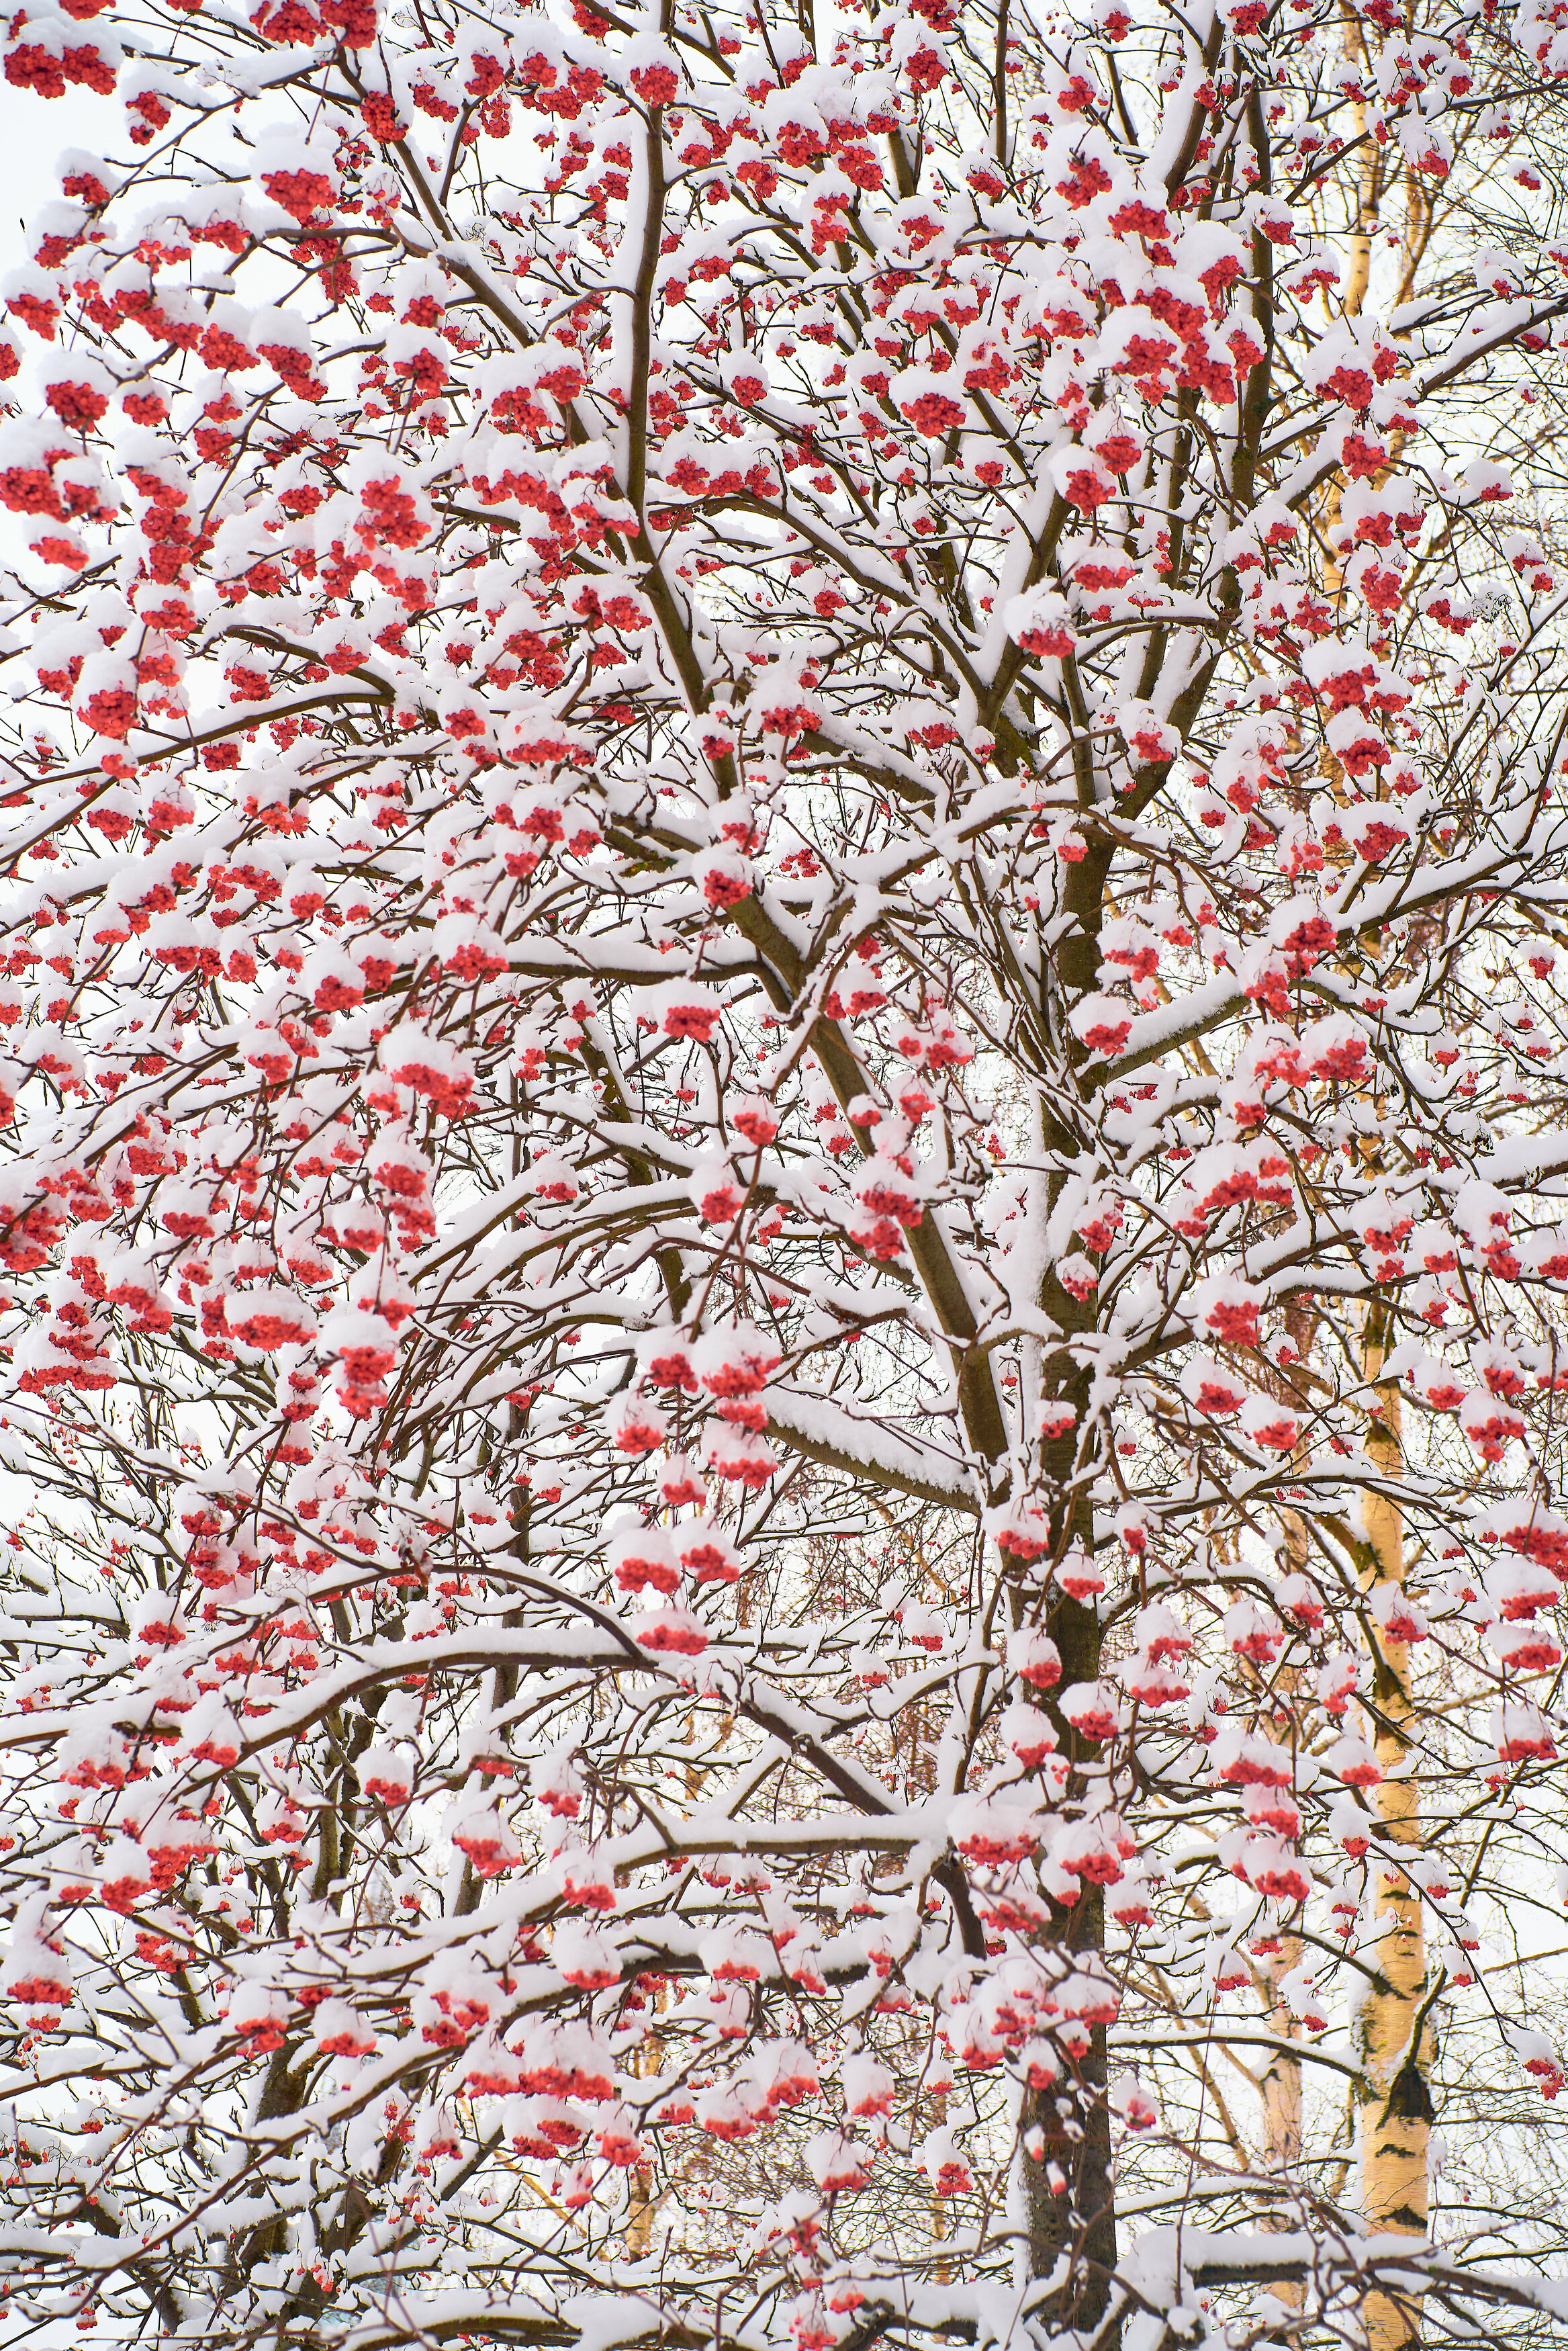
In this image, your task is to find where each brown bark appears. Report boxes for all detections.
[1021,1589,1115,2333]
[1020,1884,1115,2332]
[1262,1299,1311,2294]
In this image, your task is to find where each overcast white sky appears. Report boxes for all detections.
[0,83,122,273]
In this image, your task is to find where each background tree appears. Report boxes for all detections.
[1,0,1567,2344]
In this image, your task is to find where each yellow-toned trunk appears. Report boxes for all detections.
[1358,1319,1431,2351]
[1261,1934,1303,2318]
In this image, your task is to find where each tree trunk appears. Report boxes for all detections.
[1022,1583,1115,2334]
[1358,1311,1432,2351]
[1021,1887,1115,2334]
[1262,1298,1310,2311]
[1260,1949,1303,2186]
[1258,1933,1304,2344]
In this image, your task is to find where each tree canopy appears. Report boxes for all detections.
[1,0,1568,2343]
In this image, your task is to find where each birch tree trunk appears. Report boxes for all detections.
[1260,1941,1303,2334]
[1358,1306,1432,2351]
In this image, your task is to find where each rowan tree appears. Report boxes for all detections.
[1,0,1568,2343]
